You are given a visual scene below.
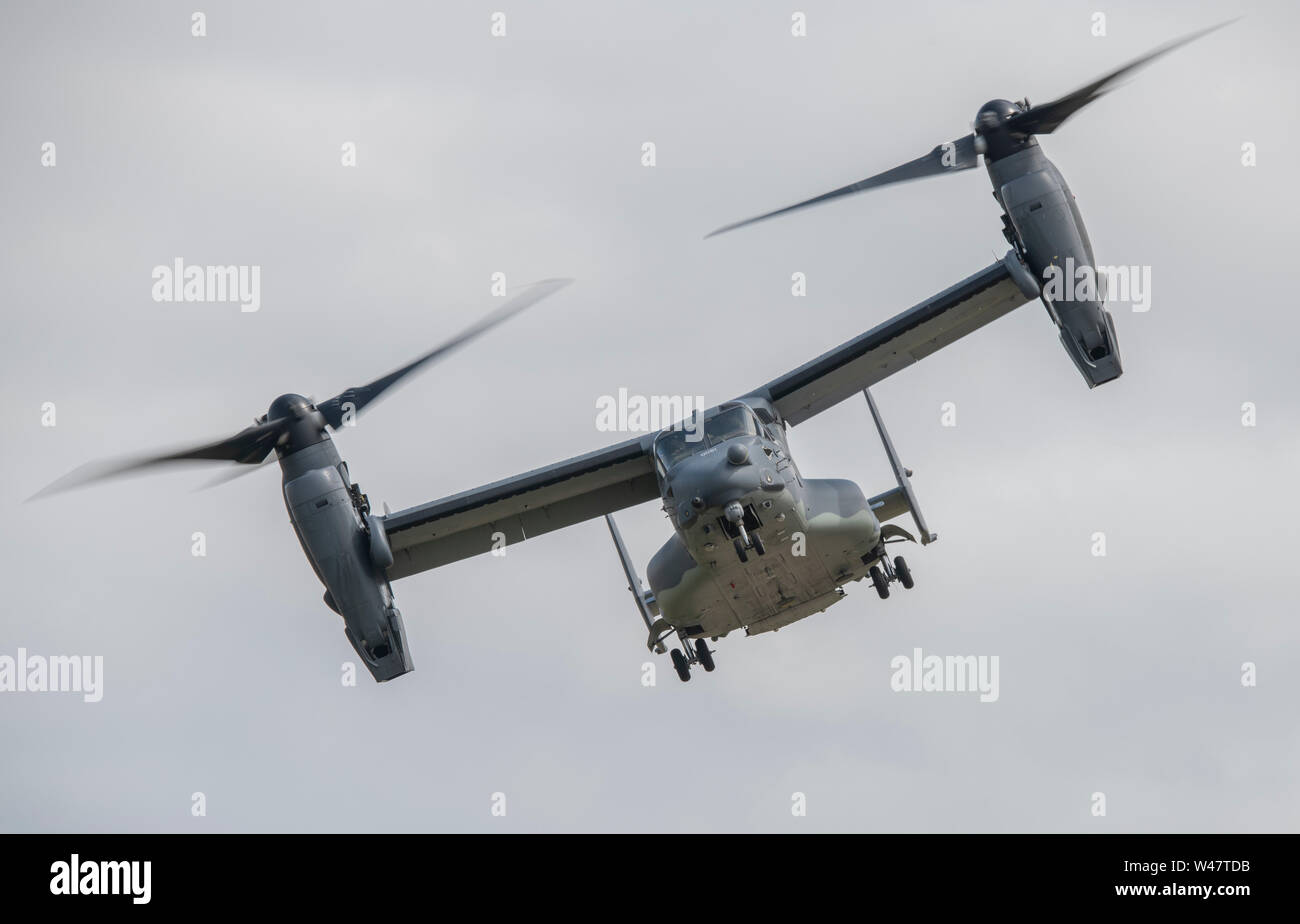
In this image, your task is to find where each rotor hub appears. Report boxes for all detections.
[974,99,1020,134]
[973,99,1038,161]
[267,393,329,456]
[267,393,315,421]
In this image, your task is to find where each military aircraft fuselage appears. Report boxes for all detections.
[644,399,884,641]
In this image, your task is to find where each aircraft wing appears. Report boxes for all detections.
[753,256,1033,425]
[382,434,658,580]
[382,255,1033,581]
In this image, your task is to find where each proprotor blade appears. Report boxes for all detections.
[31,279,574,500]
[29,419,287,499]
[706,135,977,238]
[195,454,280,491]
[315,277,573,429]
[1005,19,1238,137]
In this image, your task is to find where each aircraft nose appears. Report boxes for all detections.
[667,439,782,524]
[703,464,762,509]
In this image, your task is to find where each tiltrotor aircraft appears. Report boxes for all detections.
[37,26,1227,685]
[35,257,1114,685]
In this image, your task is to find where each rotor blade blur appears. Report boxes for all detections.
[316,277,572,429]
[1005,19,1237,136]
[194,454,279,491]
[28,420,286,499]
[706,135,978,238]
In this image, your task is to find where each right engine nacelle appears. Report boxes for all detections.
[280,441,414,682]
[990,146,1124,389]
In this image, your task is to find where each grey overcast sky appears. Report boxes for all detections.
[2,0,1297,832]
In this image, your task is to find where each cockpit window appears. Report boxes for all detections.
[655,429,696,469]
[653,404,760,472]
[704,405,757,444]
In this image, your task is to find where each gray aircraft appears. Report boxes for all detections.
[36,253,1103,685]
[709,22,1232,389]
[37,27,1228,685]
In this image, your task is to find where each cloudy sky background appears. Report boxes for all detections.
[2,0,1296,832]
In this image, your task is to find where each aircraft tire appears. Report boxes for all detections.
[895,556,914,590]
[870,565,890,599]
[670,648,691,682]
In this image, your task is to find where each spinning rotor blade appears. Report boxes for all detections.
[708,21,1234,239]
[32,279,573,500]
[195,454,280,490]
[29,419,287,499]
[315,277,573,428]
[706,135,977,238]
[1005,20,1237,136]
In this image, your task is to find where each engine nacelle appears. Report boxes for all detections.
[279,440,413,682]
[988,145,1123,389]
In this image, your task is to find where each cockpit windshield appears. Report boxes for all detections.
[653,404,759,472]
[704,405,758,443]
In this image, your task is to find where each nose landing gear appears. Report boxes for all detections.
[725,501,766,562]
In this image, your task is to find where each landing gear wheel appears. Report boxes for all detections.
[870,565,890,599]
[734,538,749,563]
[895,556,914,590]
[752,534,766,556]
[670,648,691,682]
[695,639,715,672]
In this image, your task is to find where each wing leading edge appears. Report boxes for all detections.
[755,256,1030,426]
[381,256,1033,581]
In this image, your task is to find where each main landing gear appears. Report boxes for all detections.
[866,548,915,600]
[605,513,720,687]
[670,636,716,683]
